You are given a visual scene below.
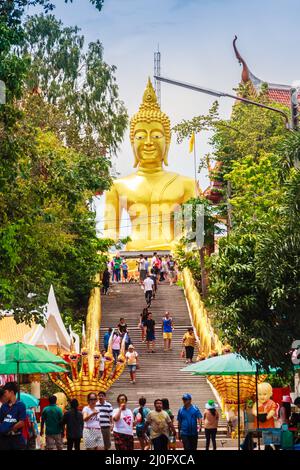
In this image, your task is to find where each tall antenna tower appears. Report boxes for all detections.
[154,45,161,106]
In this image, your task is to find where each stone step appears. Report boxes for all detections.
[101,283,229,429]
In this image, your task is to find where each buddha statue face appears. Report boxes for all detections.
[133,121,168,169]
[130,78,171,169]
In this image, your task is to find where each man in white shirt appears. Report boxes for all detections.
[143,274,154,307]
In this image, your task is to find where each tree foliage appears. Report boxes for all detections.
[0,1,127,327]
[22,14,127,155]
[175,83,299,369]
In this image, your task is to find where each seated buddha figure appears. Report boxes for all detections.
[104,79,198,251]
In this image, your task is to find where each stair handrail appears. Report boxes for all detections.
[182,267,225,359]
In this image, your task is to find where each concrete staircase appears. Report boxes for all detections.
[101,281,237,449]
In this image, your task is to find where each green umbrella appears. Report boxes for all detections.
[181,353,277,451]
[0,342,68,375]
[181,353,266,375]
[19,392,39,409]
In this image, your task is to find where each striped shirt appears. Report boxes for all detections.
[95,401,113,427]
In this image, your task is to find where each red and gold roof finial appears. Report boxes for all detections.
[233,35,250,83]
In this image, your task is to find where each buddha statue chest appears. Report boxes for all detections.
[115,171,188,210]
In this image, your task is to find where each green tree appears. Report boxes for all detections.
[0,1,104,100]
[173,84,288,223]
[175,195,222,298]
[174,83,299,369]
[0,2,128,327]
[22,14,127,155]
[206,134,299,369]
[208,164,300,370]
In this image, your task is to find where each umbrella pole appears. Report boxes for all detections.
[237,372,241,450]
[255,366,260,450]
[17,360,20,400]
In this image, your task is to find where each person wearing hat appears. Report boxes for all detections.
[125,345,139,384]
[203,399,219,450]
[177,393,202,450]
[278,395,292,426]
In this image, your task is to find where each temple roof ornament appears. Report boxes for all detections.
[0,286,79,353]
[233,35,298,107]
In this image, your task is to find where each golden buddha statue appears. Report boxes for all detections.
[104,78,199,251]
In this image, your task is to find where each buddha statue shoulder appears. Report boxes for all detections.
[104,78,199,251]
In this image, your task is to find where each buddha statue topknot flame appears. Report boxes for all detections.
[104,78,199,251]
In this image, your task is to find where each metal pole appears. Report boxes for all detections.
[193,135,197,194]
[154,75,291,130]
[255,365,261,450]
[237,372,241,450]
[17,360,20,400]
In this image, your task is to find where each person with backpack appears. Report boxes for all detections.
[0,382,26,450]
[133,397,151,450]
[62,399,84,451]
[203,399,219,450]
[177,393,202,451]
[167,256,177,286]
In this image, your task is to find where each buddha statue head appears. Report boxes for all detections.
[130,78,171,169]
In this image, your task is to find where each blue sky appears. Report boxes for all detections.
[28,0,300,234]
[29,0,300,183]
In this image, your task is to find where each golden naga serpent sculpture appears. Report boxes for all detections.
[49,274,126,407]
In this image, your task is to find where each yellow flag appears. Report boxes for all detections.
[189,132,195,153]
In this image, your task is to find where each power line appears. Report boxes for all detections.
[97,210,183,223]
